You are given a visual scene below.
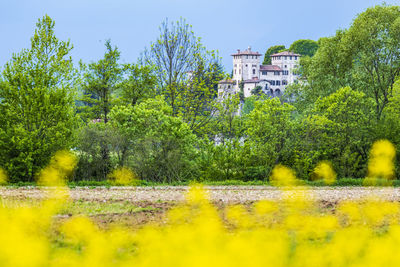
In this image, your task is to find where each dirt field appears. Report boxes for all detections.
[1,186,400,202]
[2,186,400,228]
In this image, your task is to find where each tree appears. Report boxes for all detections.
[176,59,225,136]
[80,40,122,176]
[241,96,256,115]
[300,5,400,120]
[245,98,296,178]
[251,86,263,97]
[302,87,375,178]
[110,97,198,182]
[346,5,400,120]
[80,40,122,123]
[199,94,246,180]
[299,30,353,106]
[143,18,224,135]
[117,63,157,106]
[380,79,400,175]
[0,15,78,182]
[289,39,319,57]
[262,45,286,65]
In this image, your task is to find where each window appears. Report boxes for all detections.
[253,69,256,75]
[295,56,297,60]
[246,55,248,59]
[283,70,289,75]
[234,64,237,67]
[276,81,281,86]
[274,71,280,75]
[262,71,267,75]
[278,56,281,60]
[290,56,292,60]
[235,69,236,74]
[246,64,248,67]
[284,56,287,60]
[228,85,231,89]
[239,69,241,74]
[285,65,287,68]
[282,80,288,85]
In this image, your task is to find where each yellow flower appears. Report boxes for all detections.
[313,161,336,185]
[270,165,298,186]
[108,167,139,185]
[367,140,396,180]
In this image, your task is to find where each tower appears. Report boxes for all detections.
[232,46,261,85]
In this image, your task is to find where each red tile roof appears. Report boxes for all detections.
[260,65,282,71]
[270,51,301,57]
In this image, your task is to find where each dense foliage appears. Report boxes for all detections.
[0,15,78,182]
[289,39,319,57]
[1,5,400,183]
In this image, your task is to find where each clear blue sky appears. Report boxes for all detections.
[0,0,398,72]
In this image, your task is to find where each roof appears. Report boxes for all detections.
[260,65,282,71]
[270,51,301,57]
[231,46,261,56]
[243,78,266,84]
[218,79,235,84]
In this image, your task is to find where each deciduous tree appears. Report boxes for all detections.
[0,15,78,181]
[289,39,318,57]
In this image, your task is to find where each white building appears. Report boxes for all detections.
[218,47,301,99]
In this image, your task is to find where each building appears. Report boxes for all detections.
[218,47,301,99]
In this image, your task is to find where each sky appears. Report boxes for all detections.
[0,0,399,72]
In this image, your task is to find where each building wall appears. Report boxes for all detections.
[271,55,299,85]
[218,83,236,99]
[243,83,256,98]
[259,71,282,91]
[233,54,260,83]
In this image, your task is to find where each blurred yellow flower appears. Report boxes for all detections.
[270,165,298,186]
[313,161,336,185]
[108,167,139,185]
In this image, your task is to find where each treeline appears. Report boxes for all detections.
[1,5,400,183]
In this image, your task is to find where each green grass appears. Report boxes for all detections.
[59,200,154,216]
[5,178,400,187]
[0,198,154,216]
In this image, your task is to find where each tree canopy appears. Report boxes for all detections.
[289,39,319,57]
[0,15,78,181]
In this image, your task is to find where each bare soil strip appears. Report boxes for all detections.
[1,186,400,202]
